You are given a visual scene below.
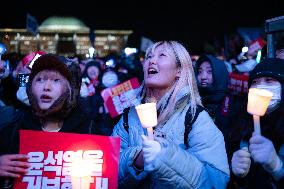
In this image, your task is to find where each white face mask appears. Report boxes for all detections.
[102,71,119,88]
[16,86,30,106]
[254,84,281,113]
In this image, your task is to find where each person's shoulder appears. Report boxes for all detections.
[0,106,24,127]
[0,107,27,139]
[69,106,89,119]
[192,109,219,132]
[61,106,93,133]
[194,108,211,121]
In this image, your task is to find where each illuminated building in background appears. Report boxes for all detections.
[0,16,132,57]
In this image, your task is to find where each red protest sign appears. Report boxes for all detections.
[248,37,266,54]
[228,72,249,95]
[14,130,120,189]
[101,77,140,118]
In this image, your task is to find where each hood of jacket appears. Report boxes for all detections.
[195,55,229,105]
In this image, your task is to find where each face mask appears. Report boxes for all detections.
[16,86,30,106]
[254,84,281,113]
[102,71,119,88]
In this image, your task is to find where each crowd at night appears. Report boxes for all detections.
[0,0,284,188]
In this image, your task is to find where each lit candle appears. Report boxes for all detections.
[135,103,157,140]
[70,159,92,189]
[247,88,273,135]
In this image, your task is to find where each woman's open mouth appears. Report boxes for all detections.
[40,94,52,102]
[148,68,158,75]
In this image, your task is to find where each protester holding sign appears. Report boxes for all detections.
[0,54,93,188]
[112,41,230,188]
[228,58,284,189]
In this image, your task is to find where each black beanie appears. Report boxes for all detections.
[249,58,284,87]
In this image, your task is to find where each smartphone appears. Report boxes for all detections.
[82,77,90,84]
[18,73,30,87]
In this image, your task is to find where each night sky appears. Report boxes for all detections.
[1,0,284,53]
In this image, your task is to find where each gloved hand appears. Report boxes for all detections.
[16,86,30,106]
[0,154,30,178]
[141,135,161,171]
[80,82,89,97]
[231,147,251,177]
[249,132,281,173]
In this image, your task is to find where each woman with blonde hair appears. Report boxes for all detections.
[112,41,229,188]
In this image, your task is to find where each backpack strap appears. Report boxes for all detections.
[122,105,204,148]
[184,105,204,148]
[122,107,130,133]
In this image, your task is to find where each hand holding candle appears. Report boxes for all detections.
[135,103,157,140]
[247,88,273,135]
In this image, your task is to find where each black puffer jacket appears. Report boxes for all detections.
[0,106,93,155]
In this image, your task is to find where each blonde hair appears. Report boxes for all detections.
[142,41,202,124]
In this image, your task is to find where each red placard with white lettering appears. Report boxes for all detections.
[228,72,249,95]
[14,130,120,189]
[101,77,140,118]
[248,37,266,54]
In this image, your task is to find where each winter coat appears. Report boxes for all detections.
[0,106,94,188]
[112,87,230,189]
[227,102,284,189]
[0,106,93,155]
[195,55,237,146]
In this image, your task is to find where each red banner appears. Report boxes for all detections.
[101,78,140,118]
[248,37,266,54]
[228,72,249,95]
[14,130,120,189]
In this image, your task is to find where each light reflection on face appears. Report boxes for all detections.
[32,70,68,110]
[143,44,180,90]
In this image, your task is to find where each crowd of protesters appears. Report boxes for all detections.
[0,32,284,189]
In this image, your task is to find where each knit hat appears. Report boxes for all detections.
[26,54,82,120]
[248,58,284,87]
[22,51,46,67]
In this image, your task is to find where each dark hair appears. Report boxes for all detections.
[82,60,102,80]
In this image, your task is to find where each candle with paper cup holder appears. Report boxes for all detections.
[135,103,157,140]
[247,88,273,135]
[70,159,92,189]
